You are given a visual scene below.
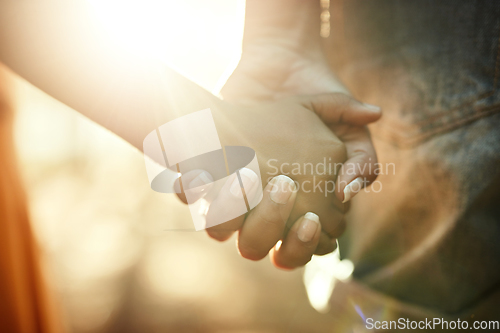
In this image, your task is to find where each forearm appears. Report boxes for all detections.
[0,1,221,151]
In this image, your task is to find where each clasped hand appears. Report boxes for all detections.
[176,93,381,269]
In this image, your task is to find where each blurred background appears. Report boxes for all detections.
[12,0,337,332]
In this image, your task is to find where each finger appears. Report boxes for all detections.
[334,126,379,203]
[206,215,245,242]
[285,188,342,254]
[174,169,214,204]
[315,231,338,255]
[288,185,346,239]
[206,169,257,241]
[237,175,297,261]
[271,212,322,269]
[205,168,259,232]
[300,93,382,126]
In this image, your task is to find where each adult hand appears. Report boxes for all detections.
[222,42,381,204]
[177,93,380,268]
[216,30,382,266]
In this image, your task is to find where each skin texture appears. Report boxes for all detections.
[185,94,381,268]
[0,0,381,269]
[212,0,382,268]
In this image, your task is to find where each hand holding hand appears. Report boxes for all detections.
[177,93,380,268]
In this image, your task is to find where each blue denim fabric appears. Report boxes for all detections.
[327,0,500,317]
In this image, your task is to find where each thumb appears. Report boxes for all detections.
[300,93,382,126]
[334,127,379,203]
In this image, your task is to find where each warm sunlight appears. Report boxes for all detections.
[4,1,492,332]
[86,0,245,92]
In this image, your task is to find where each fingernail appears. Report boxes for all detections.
[269,175,296,204]
[363,103,381,112]
[343,177,365,203]
[189,170,213,189]
[230,168,258,198]
[297,212,320,243]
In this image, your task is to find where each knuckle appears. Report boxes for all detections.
[329,93,355,112]
[254,206,285,230]
[330,92,351,105]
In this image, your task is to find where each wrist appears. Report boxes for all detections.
[242,0,322,57]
